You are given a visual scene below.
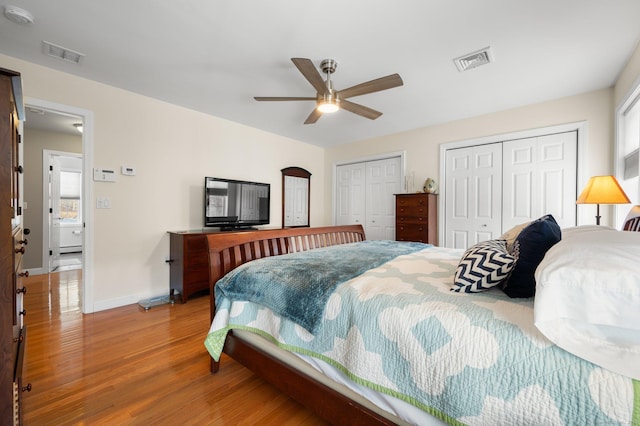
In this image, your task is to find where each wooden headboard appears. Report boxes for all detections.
[206,225,365,321]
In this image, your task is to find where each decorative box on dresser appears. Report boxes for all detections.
[1,68,29,425]
[395,193,438,245]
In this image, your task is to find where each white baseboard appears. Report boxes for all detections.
[91,291,171,313]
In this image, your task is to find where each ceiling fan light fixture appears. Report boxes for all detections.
[317,100,339,113]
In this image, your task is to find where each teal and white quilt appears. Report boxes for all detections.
[205,246,640,425]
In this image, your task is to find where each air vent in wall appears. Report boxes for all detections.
[42,41,85,65]
[453,46,493,72]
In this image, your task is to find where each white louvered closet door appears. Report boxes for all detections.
[502,131,577,230]
[444,144,502,249]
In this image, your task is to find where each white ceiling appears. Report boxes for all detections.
[2,1,640,147]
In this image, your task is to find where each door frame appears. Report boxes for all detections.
[332,150,406,226]
[438,121,587,244]
[43,150,83,272]
[26,97,95,314]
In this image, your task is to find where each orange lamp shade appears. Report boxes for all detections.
[576,175,630,205]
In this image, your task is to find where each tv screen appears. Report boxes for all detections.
[204,177,270,229]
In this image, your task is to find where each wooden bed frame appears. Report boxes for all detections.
[206,225,398,425]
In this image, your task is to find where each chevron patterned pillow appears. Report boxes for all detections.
[451,239,516,293]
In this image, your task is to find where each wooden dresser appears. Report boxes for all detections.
[1,68,29,425]
[168,230,214,303]
[395,193,438,245]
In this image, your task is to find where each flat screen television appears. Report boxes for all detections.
[204,177,270,230]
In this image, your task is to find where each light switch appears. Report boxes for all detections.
[96,197,111,209]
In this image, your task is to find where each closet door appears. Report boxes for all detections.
[365,157,402,240]
[502,131,577,230]
[444,144,502,248]
[335,162,366,227]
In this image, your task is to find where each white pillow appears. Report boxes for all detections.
[534,227,640,379]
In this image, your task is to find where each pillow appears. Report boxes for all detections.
[500,214,561,298]
[534,228,640,379]
[451,239,516,293]
[499,220,531,252]
[623,205,640,231]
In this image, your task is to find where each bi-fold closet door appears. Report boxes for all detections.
[335,156,402,240]
[444,131,577,249]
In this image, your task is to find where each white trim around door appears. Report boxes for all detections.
[26,97,95,314]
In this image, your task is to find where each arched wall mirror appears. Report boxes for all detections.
[282,166,311,228]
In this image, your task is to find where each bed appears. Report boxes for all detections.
[204,222,640,425]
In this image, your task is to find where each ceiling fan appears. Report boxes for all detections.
[254,58,404,124]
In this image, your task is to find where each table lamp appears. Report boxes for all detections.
[576,175,630,225]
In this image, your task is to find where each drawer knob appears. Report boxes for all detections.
[19,310,26,316]
[16,165,24,174]
[13,334,23,343]
[16,286,27,294]
[15,247,25,254]
[18,271,29,278]
[18,238,28,245]
[22,383,32,393]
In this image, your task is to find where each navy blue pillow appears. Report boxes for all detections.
[500,215,561,298]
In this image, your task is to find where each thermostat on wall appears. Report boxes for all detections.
[93,168,116,182]
[121,165,136,176]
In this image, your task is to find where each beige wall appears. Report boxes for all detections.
[22,128,82,269]
[2,54,325,311]
[324,89,613,226]
[614,41,640,107]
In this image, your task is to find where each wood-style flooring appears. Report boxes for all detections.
[21,270,328,425]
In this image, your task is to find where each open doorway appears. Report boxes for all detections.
[23,98,95,313]
[44,150,83,272]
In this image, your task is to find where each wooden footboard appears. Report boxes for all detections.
[205,225,399,425]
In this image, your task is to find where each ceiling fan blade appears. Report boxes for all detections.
[338,73,403,99]
[304,107,323,124]
[339,100,383,120]
[291,58,328,95]
[254,97,316,101]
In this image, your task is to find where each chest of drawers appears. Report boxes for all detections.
[395,193,438,245]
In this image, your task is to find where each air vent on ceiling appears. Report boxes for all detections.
[42,41,85,65]
[453,46,493,72]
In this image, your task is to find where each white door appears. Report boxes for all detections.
[335,162,366,227]
[49,156,61,271]
[445,144,502,248]
[502,131,577,230]
[365,157,402,240]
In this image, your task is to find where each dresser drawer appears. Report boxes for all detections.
[396,224,429,243]
[396,207,428,223]
[396,195,429,207]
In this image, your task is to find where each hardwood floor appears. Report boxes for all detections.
[21,270,328,425]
